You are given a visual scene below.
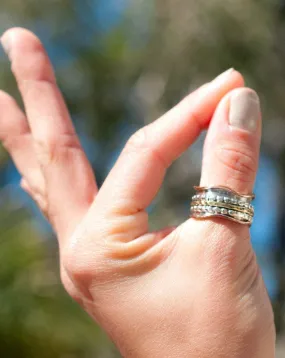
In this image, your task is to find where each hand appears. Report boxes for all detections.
[0,28,275,358]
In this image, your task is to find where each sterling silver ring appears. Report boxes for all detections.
[190,186,255,226]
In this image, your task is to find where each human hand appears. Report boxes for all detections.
[0,28,275,357]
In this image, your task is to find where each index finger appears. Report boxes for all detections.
[93,70,244,225]
[1,28,97,241]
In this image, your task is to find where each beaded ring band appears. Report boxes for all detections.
[190,186,255,226]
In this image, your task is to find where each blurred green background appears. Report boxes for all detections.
[1,0,285,356]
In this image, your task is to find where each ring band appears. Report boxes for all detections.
[190,186,255,225]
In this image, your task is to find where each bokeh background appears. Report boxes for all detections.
[0,0,285,356]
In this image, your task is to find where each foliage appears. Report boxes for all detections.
[0,190,119,357]
[0,0,285,356]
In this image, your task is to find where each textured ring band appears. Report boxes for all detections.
[190,186,255,226]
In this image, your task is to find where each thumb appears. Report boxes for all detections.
[180,88,262,283]
[177,88,275,357]
[198,87,260,242]
[197,87,261,276]
[201,87,261,202]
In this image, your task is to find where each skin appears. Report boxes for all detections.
[0,28,276,357]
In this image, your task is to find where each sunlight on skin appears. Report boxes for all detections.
[0,27,275,358]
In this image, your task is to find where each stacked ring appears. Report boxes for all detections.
[190,186,255,226]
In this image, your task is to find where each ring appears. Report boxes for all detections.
[190,186,255,225]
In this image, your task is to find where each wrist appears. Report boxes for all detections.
[111,323,275,358]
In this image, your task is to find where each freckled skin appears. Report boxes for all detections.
[0,28,275,358]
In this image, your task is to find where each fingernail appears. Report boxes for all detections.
[229,89,260,132]
[1,33,11,58]
[212,68,234,84]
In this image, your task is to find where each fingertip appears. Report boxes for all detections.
[229,88,261,133]
[209,87,261,132]
[2,27,41,46]
[209,69,245,96]
[189,69,245,129]
[231,70,245,88]
[1,28,55,84]
[1,27,44,59]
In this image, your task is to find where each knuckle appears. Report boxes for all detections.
[62,248,94,300]
[125,126,168,168]
[62,236,110,299]
[34,137,53,164]
[34,132,81,165]
[20,179,49,214]
[2,132,29,151]
[216,144,257,182]
[60,267,82,304]
[126,127,149,152]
